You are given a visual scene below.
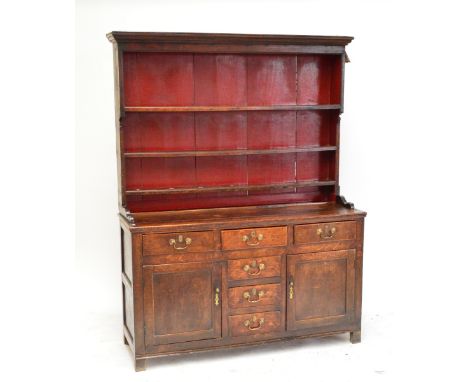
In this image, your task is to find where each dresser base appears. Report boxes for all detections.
[129,329,361,372]
[120,203,366,372]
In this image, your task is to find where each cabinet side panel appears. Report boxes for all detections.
[122,228,133,282]
[123,282,135,339]
[131,233,145,356]
[121,226,135,342]
[112,44,125,207]
[354,219,365,325]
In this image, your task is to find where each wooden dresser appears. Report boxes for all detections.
[107,31,366,371]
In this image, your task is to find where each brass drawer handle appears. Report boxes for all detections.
[289,280,294,300]
[169,234,192,250]
[316,226,336,239]
[214,287,220,306]
[244,315,265,331]
[243,288,265,303]
[242,231,264,246]
[243,259,265,276]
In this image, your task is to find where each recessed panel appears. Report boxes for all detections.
[196,156,247,186]
[153,270,213,335]
[195,112,247,150]
[296,152,335,181]
[194,55,247,106]
[295,258,347,320]
[248,154,296,185]
[247,55,296,105]
[296,110,336,147]
[297,55,341,105]
[123,284,134,337]
[247,111,296,149]
[123,52,194,106]
[124,113,195,152]
[125,157,142,190]
[126,157,196,189]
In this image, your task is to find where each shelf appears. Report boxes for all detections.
[126,180,336,196]
[124,146,337,158]
[124,105,341,112]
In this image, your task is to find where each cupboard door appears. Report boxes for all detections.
[143,262,222,346]
[287,250,355,331]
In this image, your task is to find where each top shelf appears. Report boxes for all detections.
[124,105,341,113]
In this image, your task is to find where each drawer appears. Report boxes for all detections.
[142,231,216,256]
[229,311,281,337]
[228,283,281,309]
[221,226,287,251]
[294,221,356,245]
[227,256,281,281]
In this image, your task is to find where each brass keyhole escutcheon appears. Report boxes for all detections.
[214,287,220,306]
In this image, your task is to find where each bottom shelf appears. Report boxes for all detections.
[125,180,336,196]
[126,185,336,213]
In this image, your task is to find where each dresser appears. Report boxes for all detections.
[107,31,366,371]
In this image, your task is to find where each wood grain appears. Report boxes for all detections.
[126,180,336,196]
[124,146,337,158]
[221,226,287,250]
[294,221,357,244]
[287,250,356,330]
[124,104,341,112]
[227,256,281,281]
[142,231,216,256]
[229,311,281,337]
[228,283,281,309]
[107,31,354,47]
[143,262,222,346]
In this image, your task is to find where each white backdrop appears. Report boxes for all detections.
[75,0,468,380]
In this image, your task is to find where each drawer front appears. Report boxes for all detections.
[228,283,281,309]
[227,256,281,281]
[229,311,281,337]
[143,231,216,256]
[221,226,287,251]
[294,221,356,245]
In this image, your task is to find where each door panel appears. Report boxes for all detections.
[287,250,355,331]
[143,262,222,346]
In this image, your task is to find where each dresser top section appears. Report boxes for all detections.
[106,31,354,47]
[122,203,366,232]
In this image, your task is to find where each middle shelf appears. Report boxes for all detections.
[124,145,337,158]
